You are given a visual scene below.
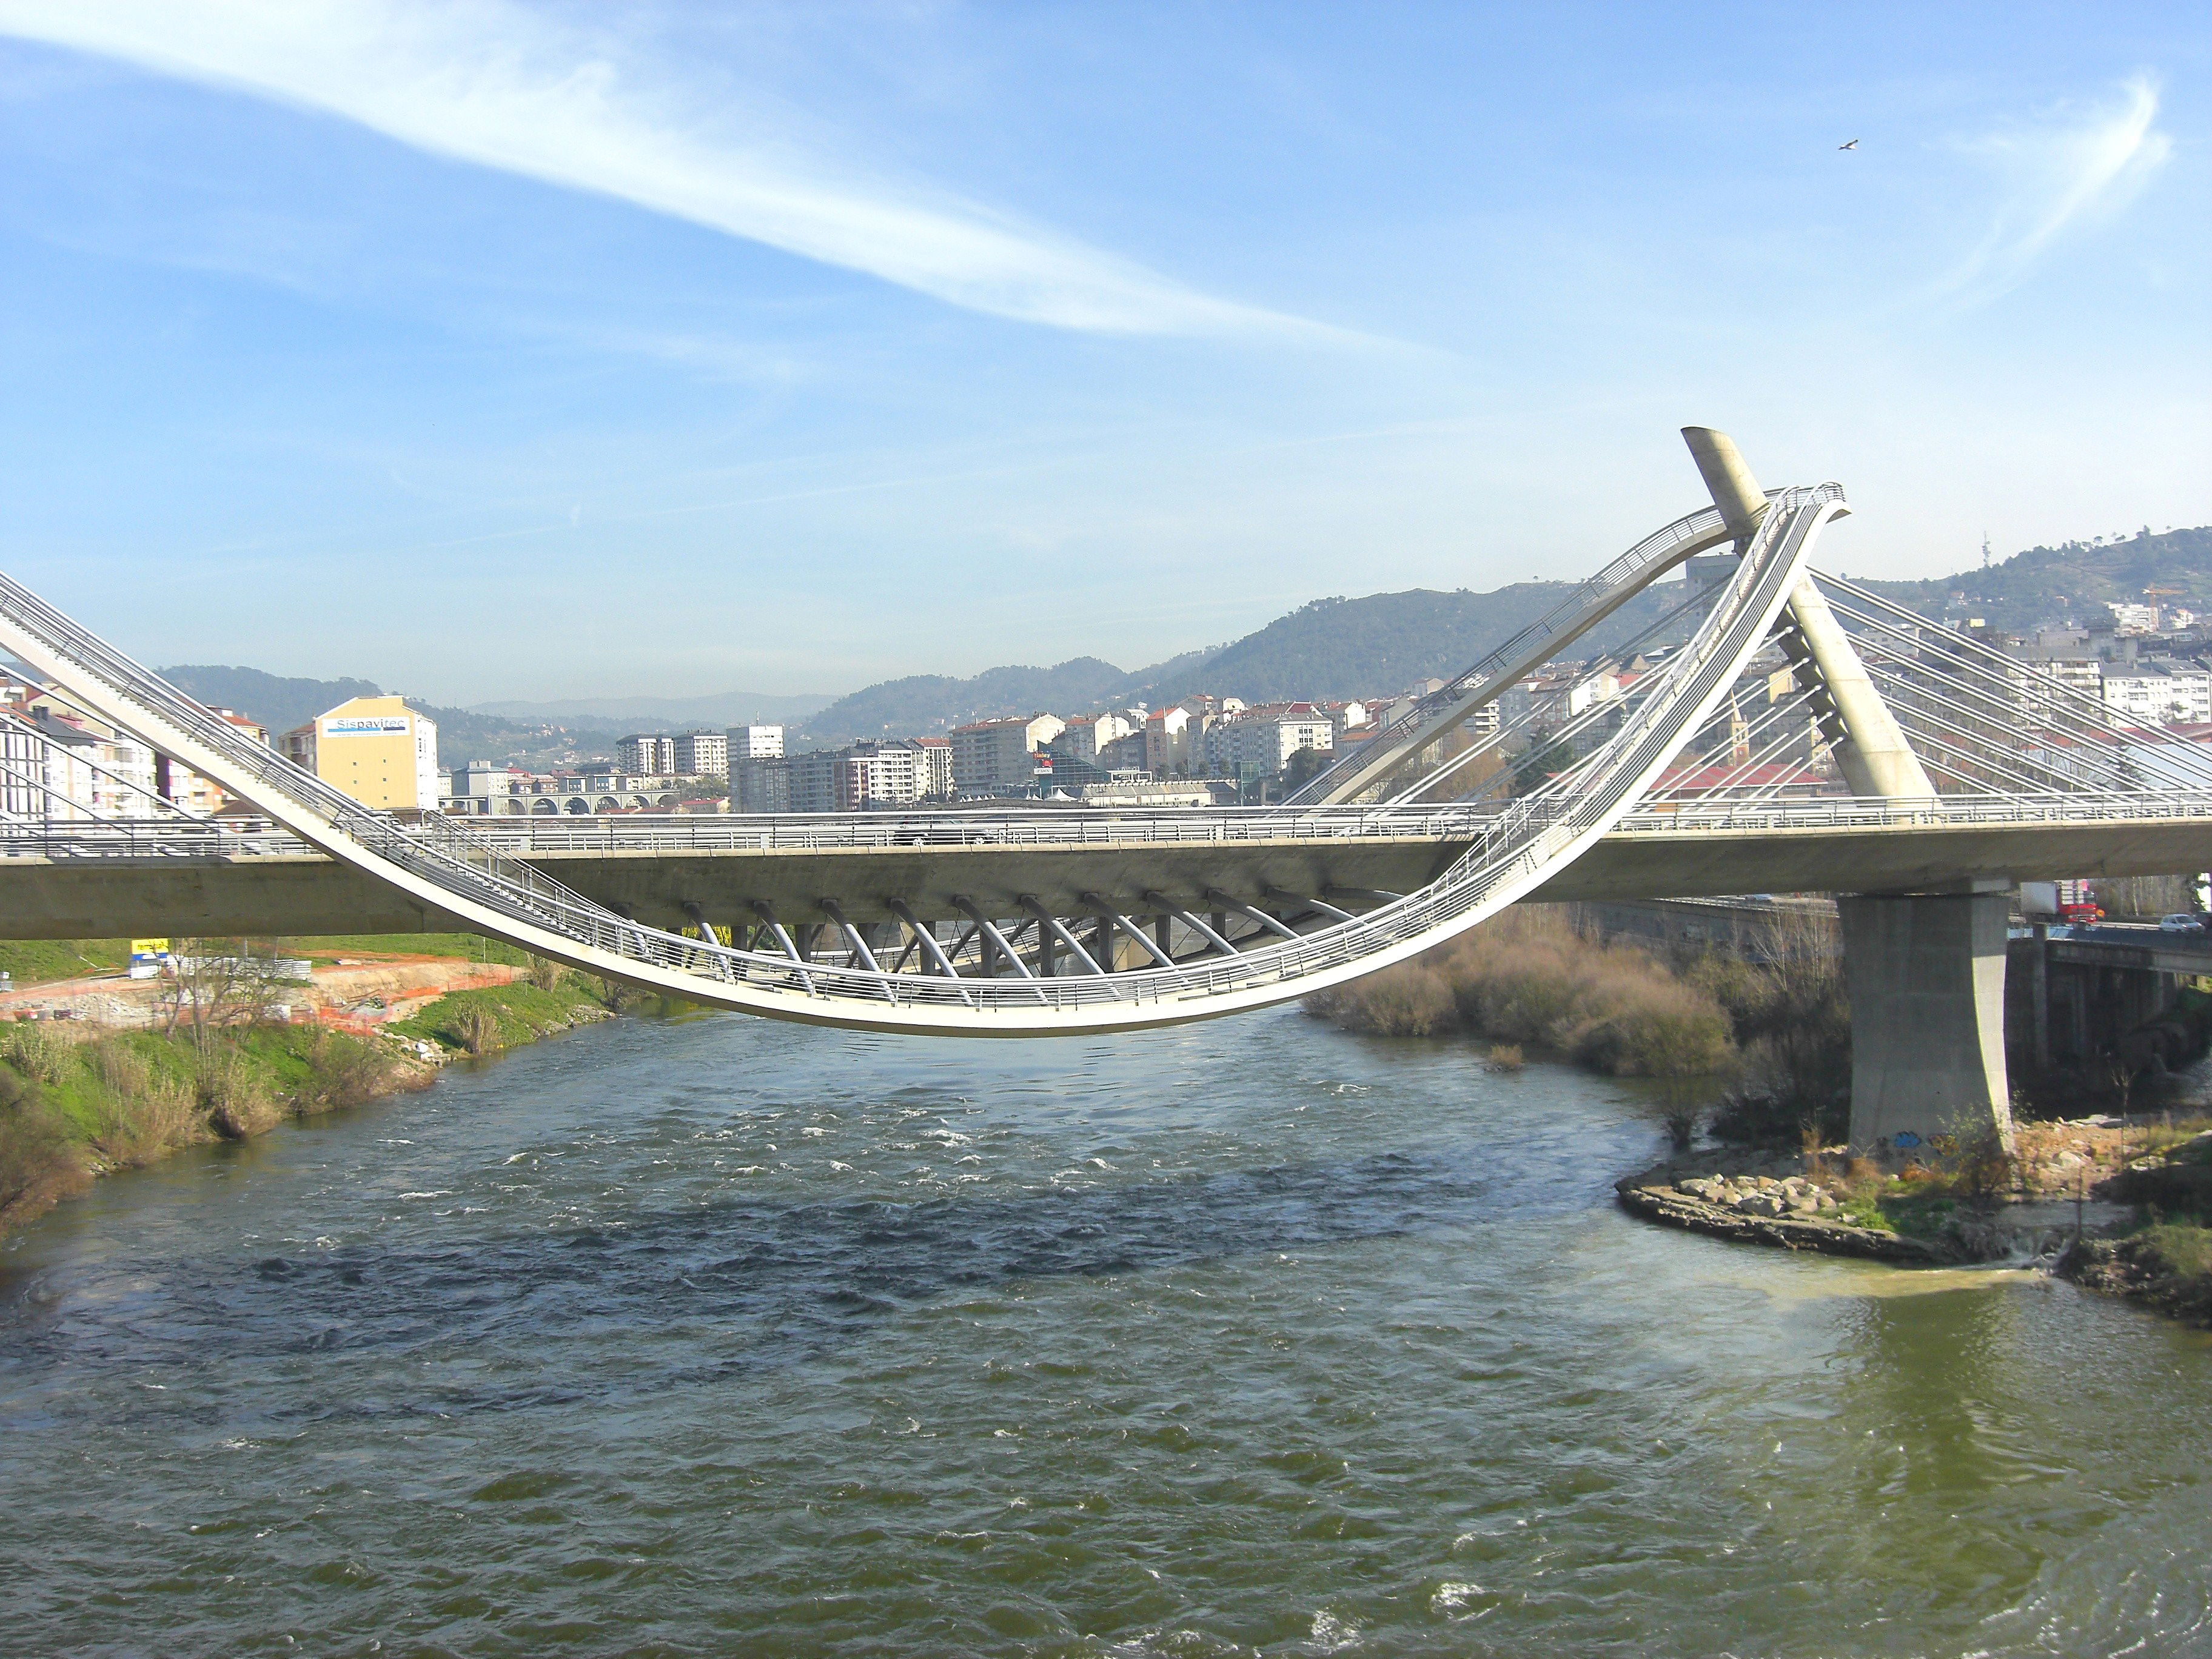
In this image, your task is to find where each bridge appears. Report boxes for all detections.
[5,429,2208,1155]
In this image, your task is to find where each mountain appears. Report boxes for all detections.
[158,520,2212,764]
[158,665,381,738]
[1130,583,1677,707]
[1854,526,2212,632]
[798,659,1133,745]
[158,665,595,771]
[471,691,833,727]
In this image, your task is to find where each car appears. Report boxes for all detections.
[2158,913,2205,934]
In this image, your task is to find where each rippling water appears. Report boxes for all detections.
[5,1007,2210,1656]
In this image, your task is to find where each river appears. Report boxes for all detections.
[4,1006,2210,1656]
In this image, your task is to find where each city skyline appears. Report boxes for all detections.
[1,1,2205,703]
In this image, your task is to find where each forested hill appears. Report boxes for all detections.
[1856,526,2212,632]
[1128,583,1681,707]
[799,659,1132,745]
[159,665,579,768]
[158,665,381,739]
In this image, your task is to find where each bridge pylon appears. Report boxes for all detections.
[1685,426,2010,1152]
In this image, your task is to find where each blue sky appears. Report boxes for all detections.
[1,2,2204,703]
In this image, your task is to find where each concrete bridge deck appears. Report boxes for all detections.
[4,804,2205,939]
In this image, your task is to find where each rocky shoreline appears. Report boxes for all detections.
[1615,1167,1943,1263]
[1617,1119,2212,1326]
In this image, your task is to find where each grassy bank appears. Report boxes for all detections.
[0,942,625,1235]
[389,968,618,1055]
[0,1018,417,1230]
[2064,1123,2212,1325]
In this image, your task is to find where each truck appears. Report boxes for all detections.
[2019,880,2101,925]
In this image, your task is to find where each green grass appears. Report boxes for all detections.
[1833,1192,1897,1233]
[2138,1221,2212,1280]
[387,978,612,1053]
[0,939,130,987]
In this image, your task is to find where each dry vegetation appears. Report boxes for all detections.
[1305,905,1854,1142]
[1304,908,1737,1077]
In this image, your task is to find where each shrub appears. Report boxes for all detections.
[297,1027,391,1112]
[1663,1104,1700,1150]
[1486,1043,1525,1073]
[0,1067,86,1220]
[1314,964,1458,1037]
[1,1021,73,1085]
[2140,1221,2212,1281]
[454,1007,500,1056]
[1306,907,1739,1078]
[198,1050,279,1139]
[525,956,566,992]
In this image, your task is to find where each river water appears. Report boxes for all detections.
[4,1007,2210,1657]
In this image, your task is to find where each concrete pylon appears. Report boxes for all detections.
[1681,427,1935,800]
[1683,426,2005,1151]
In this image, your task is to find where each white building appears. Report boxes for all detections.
[2102,664,2212,726]
[16,706,157,821]
[1143,706,1193,776]
[617,733,676,774]
[950,714,1064,794]
[1050,711,1139,764]
[671,729,728,776]
[1202,704,1334,777]
[728,724,785,760]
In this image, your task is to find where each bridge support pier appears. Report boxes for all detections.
[1838,891,2014,1152]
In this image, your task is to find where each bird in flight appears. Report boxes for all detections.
[1838,138,1859,150]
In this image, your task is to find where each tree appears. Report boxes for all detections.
[1511,728,1573,797]
[162,939,275,1057]
[1281,745,1332,792]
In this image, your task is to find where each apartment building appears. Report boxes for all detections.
[1143,706,1191,776]
[736,737,954,813]
[671,729,728,776]
[1049,711,1139,764]
[2103,663,2212,726]
[915,736,954,799]
[728,723,785,761]
[950,714,1064,794]
[617,732,676,774]
[731,751,790,813]
[1202,703,1334,777]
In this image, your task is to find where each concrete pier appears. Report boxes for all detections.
[1838,891,2014,1150]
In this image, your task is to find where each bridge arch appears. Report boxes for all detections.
[0,460,1854,1034]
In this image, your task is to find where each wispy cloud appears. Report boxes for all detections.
[0,0,1318,338]
[1940,76,2171,305]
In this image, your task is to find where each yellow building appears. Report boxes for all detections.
[283,695,438,811]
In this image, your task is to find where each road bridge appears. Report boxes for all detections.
[6,799,2209,939]
[5,428,2210,1153]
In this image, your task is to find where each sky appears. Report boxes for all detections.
[0,2,2205,704]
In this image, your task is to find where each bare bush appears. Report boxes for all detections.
[1306,907,1737,1077]
[1485,1043,1525,1073]
[198,1050,278,1139]
[525,956,566,992]
[454,1007,500,1056]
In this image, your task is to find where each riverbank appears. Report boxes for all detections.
[1615,1116,2212,1324]
[0,937,623,1235]
[1302,905,1849,1139]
